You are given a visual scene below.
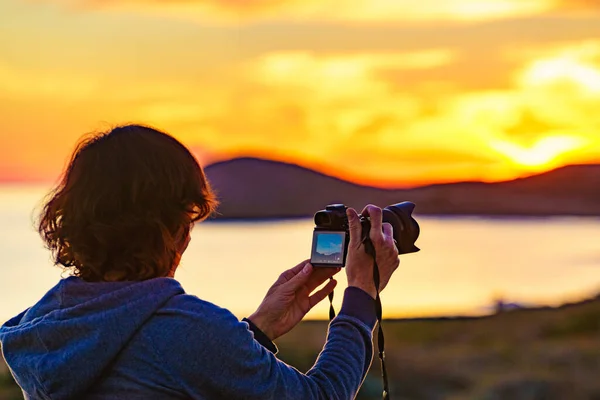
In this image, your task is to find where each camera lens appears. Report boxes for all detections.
[382,202,420,254]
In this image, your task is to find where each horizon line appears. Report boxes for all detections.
[2,155,599,189]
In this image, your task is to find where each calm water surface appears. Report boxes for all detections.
[1,185,599,322]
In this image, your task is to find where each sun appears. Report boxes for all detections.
[490,135,587,171]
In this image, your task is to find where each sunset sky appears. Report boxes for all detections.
[1,0,600,187]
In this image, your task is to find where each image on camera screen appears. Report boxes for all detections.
[311,231,346,265]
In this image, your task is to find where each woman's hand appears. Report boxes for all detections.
[345,205,400,299]
[248,260,340,341]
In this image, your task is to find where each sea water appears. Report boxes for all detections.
[1,185,599,322]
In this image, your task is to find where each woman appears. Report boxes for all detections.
[0,124,400,399]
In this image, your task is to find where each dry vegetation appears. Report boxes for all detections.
[0,360,20,400]
[276,294,600,400]
[1,294,599,399]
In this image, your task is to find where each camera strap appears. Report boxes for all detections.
[364,239,390,400]
[328,239,390,400]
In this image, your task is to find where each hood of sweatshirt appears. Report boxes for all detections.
[0,276,185,399]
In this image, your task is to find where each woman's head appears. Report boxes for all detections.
[38,124,218,282]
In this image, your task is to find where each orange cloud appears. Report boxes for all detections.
[43,0,560,23]
[556,0,600,11]
[3,1,600,185]
[4,39,599,185]
[172,43,599,183]
[0,62,101,101]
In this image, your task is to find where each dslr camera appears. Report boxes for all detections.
[310,203,420,267]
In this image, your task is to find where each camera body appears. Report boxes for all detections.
[310,203,420,268]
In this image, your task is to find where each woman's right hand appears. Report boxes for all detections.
[345,205,400,299]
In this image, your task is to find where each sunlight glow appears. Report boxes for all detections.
[2,0,600,185]
[451,0,549,19]
[520,43,600,93]
[490,136,588,170]
[525,59,600,92]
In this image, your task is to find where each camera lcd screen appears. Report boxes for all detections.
[310,231,347,266]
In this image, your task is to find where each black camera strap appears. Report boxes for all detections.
[364,239,390,400]
[328,238,390,400]
[328,290,336,319]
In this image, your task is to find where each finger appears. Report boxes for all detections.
[363,205,384,245]
[282,262,313,291]
[359,204,371,215]
[308,279,338,309]
[382,222,393,240]
[346,208,362,247]
[305,267,340,293]
[275,259,310,285]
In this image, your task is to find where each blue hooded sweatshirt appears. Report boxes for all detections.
[0,276,376,399]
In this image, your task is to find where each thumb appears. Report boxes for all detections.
[282,263,312,291]
[346,208,361,246]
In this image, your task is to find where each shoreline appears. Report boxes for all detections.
[203,214,600,223]
[297,290,600,323]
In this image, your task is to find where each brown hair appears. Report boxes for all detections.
[38,124,218,282]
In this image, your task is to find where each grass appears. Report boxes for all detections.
[2,294,599,399]
[0,362,20,400]
[276,294,600,400]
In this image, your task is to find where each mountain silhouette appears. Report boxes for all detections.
[203,157,600,219]
[312,251,343,264]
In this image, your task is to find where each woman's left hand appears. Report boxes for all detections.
[248,260,340,341]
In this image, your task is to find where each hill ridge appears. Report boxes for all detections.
[203,158,600,219]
